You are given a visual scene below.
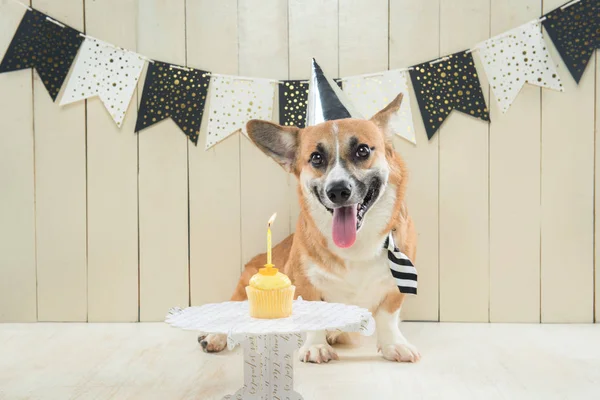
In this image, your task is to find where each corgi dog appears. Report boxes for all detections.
[199,94,420,363]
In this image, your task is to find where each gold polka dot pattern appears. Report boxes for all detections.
[278,80,309,128]
[0,9,83,101]
[206,75,275,150]
[542,0,599,83]
[60,37,145,127]
[479,20,563,113]
[409,51,490,140]
[135,61,210,145]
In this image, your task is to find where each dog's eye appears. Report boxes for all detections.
[310,152,323,166]
[356,144,371,159]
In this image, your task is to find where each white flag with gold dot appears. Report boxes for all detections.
[205,75,275,150]
[60,37,145,127]
[342,70,416,144]
[478,20,563,114]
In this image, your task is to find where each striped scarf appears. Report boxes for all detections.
[384,233,418,295]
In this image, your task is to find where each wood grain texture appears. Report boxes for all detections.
[488,0,541,323]
[287,0,339,232]
[389,0,440,322]
[238,0,290,264]
[339,0,388,76]
[2,323,600,399]
[137,0,189,321]
[288,0,338,79]
[0,1,36,322]
[85,0,139,322]
[541,0,595,323]
[439,0,491,322]
[33,0,87,322]
[187,0,242,306]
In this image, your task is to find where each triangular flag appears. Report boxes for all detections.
[542,0,600,83]
[135,61,210,144]
[342,70,417,144]
[205,75,274,150]
[60,37,145,126]
[306,58,362,126]
[479,20,563,113]
[0,9,83,101]
[409,51,489,139]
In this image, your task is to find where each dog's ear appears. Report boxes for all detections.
[370,93,403,139]
[246,120,300,173]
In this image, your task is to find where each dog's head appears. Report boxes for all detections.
[247,94,404,249]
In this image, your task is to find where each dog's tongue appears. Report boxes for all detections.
[332,204,358,248]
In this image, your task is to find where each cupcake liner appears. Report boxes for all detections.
[246,285,295,319]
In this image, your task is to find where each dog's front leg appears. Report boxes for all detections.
[295,285,338,363]
[375,290,420,363]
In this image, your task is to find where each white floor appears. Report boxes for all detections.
[1,323,599,400]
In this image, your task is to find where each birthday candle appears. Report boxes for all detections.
[267,213,276,266]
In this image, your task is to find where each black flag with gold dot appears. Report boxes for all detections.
[135,61,211,144]
[279,80,309,128]
[542,0,599,83]
[0,9,83,101]
[279,78,343,128]
[409,51,489,140]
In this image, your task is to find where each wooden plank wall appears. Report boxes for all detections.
[541,0,595,323]
[489,0,541,323]
[389,0,440,322]
[86,0,139,322]
[0,0,36,322]
[0,0,597,323]
[187,0,241,308]
[33,0,87,322]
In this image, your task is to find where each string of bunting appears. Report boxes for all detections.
[1,0,597,149]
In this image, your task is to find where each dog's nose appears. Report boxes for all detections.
[326,181,352,204]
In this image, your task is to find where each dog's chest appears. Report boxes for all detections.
[305,252,393,310]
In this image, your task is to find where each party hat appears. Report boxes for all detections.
[306,58,363,126]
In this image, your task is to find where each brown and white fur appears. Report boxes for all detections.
[199,94,420,363]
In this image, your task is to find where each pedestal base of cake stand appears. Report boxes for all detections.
[223,333,304,400]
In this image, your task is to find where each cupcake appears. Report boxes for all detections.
[246,265,295,319]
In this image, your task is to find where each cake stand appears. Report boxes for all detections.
[166,298,375,400]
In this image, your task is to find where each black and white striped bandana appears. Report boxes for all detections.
[384,233,418,295]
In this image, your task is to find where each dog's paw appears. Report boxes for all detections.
[378,342,421,363]
[298,343,339,363]
[198,333,227,353]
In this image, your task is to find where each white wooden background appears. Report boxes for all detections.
[0,0,597,323]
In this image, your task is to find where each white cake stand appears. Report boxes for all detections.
[166,298,375,400]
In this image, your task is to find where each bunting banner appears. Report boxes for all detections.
[206,75,275,149]
[342,70,416,144]
[60,37,145,126]
[135,61,211,144]
[479,20,563,113]
[542,0,599,83]
[0,9,83,101]
[0,0,597,150]
[279,80,309,128]
[409,51,489,140]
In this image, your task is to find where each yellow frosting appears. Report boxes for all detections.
[249,266,291,290]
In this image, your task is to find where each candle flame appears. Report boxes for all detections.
[268,212,277,228]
